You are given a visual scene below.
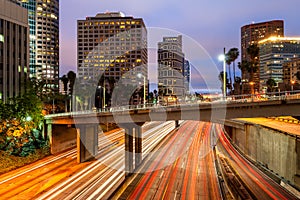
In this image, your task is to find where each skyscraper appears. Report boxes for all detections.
[77,12,148,106]
[184,59,190,94]
[258,37,300,90]
[0,0,29,101]
[18,0,59,93]
[241,20,284,93]
[158,35,185,104]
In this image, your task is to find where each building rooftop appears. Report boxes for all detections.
[84,12,138,20]
[258,36,300,44]
[241,19,284,28]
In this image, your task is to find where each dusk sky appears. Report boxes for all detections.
[60,0,300,91]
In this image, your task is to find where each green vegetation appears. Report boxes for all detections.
[0,81,49,157]
[0,147,49,175]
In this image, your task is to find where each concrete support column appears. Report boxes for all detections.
[46,124,54,154]
[77,124,99,163]
[125,127,134,176]
[135,126,142,168]
[175,120,180,128]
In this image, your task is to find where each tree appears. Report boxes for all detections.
[296,71,300,81]
[60,75,69,94]
[0,80,47,156]
[266,78,276,92]
[153,89,158,104]
[218,71,229,95]
[225,52,233,94]
[233,76,242,95]
[227,48,239,82]
[247,44,259,82]
[67,71,76,95]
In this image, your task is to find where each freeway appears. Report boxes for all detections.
[113,122,299,200]
[0,121,175,199]
[113,121,222,199]
[215,124,298,200]
[0,121,298,199]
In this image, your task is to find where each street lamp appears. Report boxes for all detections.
[291,80,295,92]
[218,48,226,100]
[96,85,105,110]
[137,73,146,107]
[249,82,255,101]
[249,81,255,95]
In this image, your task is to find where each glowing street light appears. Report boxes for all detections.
[97,85,105,109]
[291,80,295,92]
[137,73,146,107]
[218,48,226,99]
[249,81,255,95]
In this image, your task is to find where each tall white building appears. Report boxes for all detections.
[158,35,185,103]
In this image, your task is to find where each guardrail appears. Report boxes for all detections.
[45,91,300,119]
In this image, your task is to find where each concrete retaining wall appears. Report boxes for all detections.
[225,121,300,188]
[51,125,77,154]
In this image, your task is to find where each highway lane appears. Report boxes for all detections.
[114,121,222,200]
[215,124,298,200]
[0,121,173,199]
[37,121,176,199]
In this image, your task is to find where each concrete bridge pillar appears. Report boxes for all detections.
[77,124,99,163]
[135,125,142,168]
[121,123,144,176]
[175,120,180,128]
[124,127,134,175]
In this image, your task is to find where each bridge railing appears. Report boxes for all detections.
[45,90,300,118]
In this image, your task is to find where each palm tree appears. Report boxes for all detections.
[67,71,76,95]
[227,48,239,81]
[246,44,259,94]
[218,71,229,96]
[233,76,242,95]
[247,44,259,94]
[225,52,232,93]
[67,71,76,111]
[60,75,69,95]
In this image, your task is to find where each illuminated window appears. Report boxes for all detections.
[0,34,4,43]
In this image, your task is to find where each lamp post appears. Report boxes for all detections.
[96,85,105,110]
[103,81,106,109]
[249,82,255,101]
[219,48,226,100]
[137,73,146,107]
[291,80,295,92]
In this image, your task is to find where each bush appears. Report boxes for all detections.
[0,80,47,157]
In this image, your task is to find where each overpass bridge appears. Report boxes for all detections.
[44,95,300,175]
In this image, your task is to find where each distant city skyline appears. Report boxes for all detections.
[60,0,300,90]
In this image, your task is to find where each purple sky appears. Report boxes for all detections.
[60,0,300,90]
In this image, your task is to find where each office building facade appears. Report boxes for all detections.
[77,12,148,105]
[158,35,185,103]
[0,0,29,101]
[241,20,284,93]
[18,0,59,93]
[258,37,300,90]
[282,58,300,91]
